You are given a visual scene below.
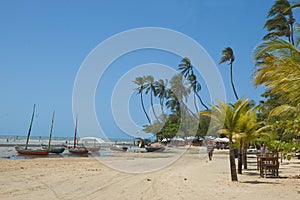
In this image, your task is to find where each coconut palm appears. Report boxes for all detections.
[167,74,198,119]
[201,99,250,181]
[253,37,300,105]
[235,105,270,172]
[166,90,180,115]
[155,79,168,119]
[266,0,296,45]
[133,76,151,124]
[188,74,209,112]
[178,57,209,111]
[144,75,160,123]
[219,47,239,100]
[263,14,291,40]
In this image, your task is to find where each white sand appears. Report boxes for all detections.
[0,147,299,200]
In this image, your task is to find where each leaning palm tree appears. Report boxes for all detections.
[155,79,168,119]
[201,99,251,181]
[263,14,291,40]
[266,0,296,45]
[253,37,300,105]
[133,76,151,124]
[178,57,209,111]
[219,47,239,100]
[166,90,180,116]
[144,75,160,123]
[168,74,198,120]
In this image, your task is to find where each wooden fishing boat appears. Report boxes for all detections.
[15,146,49,155]
[49,146,65,154]
[68,116,89,155]
[45,111,65,154]
[15,104,50,155]
[42,145,65,154]
[69,146,89,154]
[145,143,165,152]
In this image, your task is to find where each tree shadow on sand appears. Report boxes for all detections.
[241,180,280,185]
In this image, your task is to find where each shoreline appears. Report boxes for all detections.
[0,147,299,200]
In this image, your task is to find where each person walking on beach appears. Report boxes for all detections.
[207,140,214,161]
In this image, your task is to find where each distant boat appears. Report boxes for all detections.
[145,143,165,152]
[45,111,65,154]
[68,116,89,155]
[79,137,102,153]
[15,104,50,155]
[110,145,128,152]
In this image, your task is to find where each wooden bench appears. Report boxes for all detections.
[258,153,279,178]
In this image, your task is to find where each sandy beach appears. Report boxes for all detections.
[0,147,299,200]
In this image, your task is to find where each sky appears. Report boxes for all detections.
[0,0,289,140]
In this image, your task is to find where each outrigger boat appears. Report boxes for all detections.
[15,104,50,155]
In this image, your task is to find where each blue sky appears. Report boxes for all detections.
[0,0,285,139]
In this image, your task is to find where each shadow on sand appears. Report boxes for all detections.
[241,180,280,185]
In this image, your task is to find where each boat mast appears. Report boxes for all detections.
[48,111,55,148]
[74,115,78,148]
[25,104,36,150]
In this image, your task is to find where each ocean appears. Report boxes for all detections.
[0,135,138,159]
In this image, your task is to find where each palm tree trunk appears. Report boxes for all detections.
[150,91,160,123]
[140,93,151,124]
[229,136,238,181]
[160,99,165,116]
[193,92,199,114]
[195,90,209,110]
[183,101,199,120]
[230,63,239,100]
[243,144,248,169]
[238,139,243,174]
[229,147,238,181]
[290,23,295,46]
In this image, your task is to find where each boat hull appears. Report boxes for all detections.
[15,146,50,155]
[145,146,165,152]
[49,147,65,154]
[68,147,89,154]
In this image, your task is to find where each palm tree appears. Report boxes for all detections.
[144,75,160,123]
[266,0,296,45]
[201,99,251,181]
[166,90,180,116]
[263,14,291,40]
[235,103,269,173]
[167,74,189,113]
[155,79,168,119]
[178,57,209,111]
[133,76,151,124]
[219,47,239,100]
[167,74,198,119]
[253,37,300,105]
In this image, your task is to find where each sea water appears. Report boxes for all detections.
[0,135,138,159]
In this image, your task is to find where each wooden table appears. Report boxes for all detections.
[257,153,279,178]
